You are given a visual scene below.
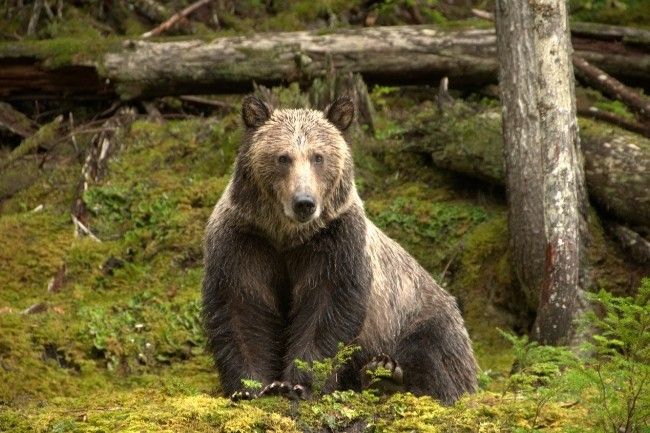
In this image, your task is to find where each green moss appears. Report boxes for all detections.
[366,182,490,274]
[570,0,650,27]
[0,37,118,69]
[452,216,519,376]
[1,89,641,431]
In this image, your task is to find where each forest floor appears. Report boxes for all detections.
[0,1,648,432]
[1,84,646,432]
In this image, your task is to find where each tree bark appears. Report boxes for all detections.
[496,0,588,345]
[1,23,649,100]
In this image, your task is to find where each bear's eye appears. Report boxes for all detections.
[313,154,324,164]
[278,154,291,165]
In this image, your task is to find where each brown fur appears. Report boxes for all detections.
[202,96,478,404]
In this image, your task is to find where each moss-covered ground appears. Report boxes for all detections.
[0,87,645,431]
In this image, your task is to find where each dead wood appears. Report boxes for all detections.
[573,55,650,120]
[606,222,650,265]
[577,106,650,139]
[141,0,212,38]
[2,24,650,100]
[0,101,37,138]
[405,103,650,229]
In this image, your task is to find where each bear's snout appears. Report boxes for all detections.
[292,193,316,222]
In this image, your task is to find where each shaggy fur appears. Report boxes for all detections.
[202,96,478,404]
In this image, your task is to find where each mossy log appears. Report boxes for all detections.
[406,104,650,228]
[0,23,649,100]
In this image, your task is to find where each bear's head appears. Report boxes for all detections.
[234,95,356,228]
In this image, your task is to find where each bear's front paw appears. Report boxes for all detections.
[230,390,256,401]
[259,381,309,400]
[361,354,405,394]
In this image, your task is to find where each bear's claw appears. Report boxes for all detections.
[230,390,255,401]
[259,381,308,400]
[361,354,405,393]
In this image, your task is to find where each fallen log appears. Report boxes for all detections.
[404,102,650,228]
[1,23,649,100]
[0,101,37,139]
[573,55,650,120]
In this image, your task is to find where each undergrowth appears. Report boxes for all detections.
[0,90,647,431]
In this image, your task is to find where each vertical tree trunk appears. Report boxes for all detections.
[496,0,589,345]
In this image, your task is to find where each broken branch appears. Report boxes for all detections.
[141,0,212,38]
[573,55,650,120]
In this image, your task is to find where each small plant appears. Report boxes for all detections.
[294,343,360,397]
[364,364,393,388]
[500,279,650,433]
[499,329,578,428]
[241,379,263,393]
[575,279,650,433]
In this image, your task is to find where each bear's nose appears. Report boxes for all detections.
[292,194,316,220]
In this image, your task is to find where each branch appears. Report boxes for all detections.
[71,213,101,242]
[178,95,232,109]
[606,222,650,264]
[577,106,650,139]
[0,101,37,138]
[573,55,650,121]
[26,0,44,36]
[471,8,494,21]
[141,0,212,38]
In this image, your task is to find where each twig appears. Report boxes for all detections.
[22,302,48,315]
[141,0,212,38]
[71,214,101,242]
[131,0,169,23]
[436,76,454,112]
[0,101,37,138]
[93,101,123,121]
[43,0,54,20]
[577,106,650,139]
[573,55,650,121]
[68,112,79,156]
[471,8,494,21]
[26,0,44,36]
[179,95,233,109]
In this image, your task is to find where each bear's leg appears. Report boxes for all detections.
[203,229,288,398]
[394,318,478,405]
[204,297,286,398]
[281,209,371,394]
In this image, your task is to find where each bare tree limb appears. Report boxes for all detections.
[178,95,232,109]
[471,8,494,21]
[606,222,650,264]
[573,55,650,120]
[0,101,37,138]
[141,0,212,38]
[26,0,44,36]
[71,214,101,242]
[577,106,650,139]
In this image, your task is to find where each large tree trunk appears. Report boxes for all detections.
[496,0,588,345]
[1,24,649,100]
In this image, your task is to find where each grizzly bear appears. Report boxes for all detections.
[202,95,478,404]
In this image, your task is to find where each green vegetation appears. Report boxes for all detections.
[295,343,361,397]
[570,0,650,27]
[0,82,647,431]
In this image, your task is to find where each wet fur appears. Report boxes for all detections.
[202,97,478,404]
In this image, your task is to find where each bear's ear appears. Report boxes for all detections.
[242,95,273,129]
[325,96,355,132]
